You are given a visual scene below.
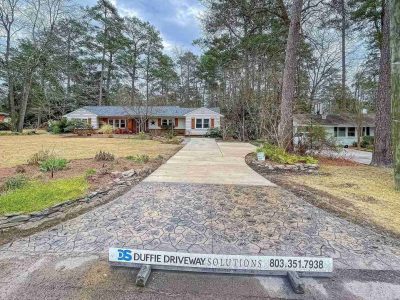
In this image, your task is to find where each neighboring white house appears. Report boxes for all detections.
[63,106,223,136]
[293,113,375,147]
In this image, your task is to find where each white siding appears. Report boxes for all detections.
[64,108,99,129]
[185,107,222,136]
[295,124,375,146]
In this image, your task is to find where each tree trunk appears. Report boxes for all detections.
[390,0,400,189]
[371,0,392,166]
[278,0,303,151]
[131,56,137,105]
[65,30,71,111]
[105,51,113,103]
[5,25,17,130]
[17,75,33,132]
[99,48,105,105]
[341,0,346,110]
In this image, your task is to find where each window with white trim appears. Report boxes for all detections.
[162,119,172,126]
[334,127,346,137]
[196,119,202,129]
[108,119,126,128]
[195,118,210,129]
[347,127,355,137]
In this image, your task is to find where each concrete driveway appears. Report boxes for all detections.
[145,138,275,186]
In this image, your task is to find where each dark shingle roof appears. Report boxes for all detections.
[294,113,376,127]
[80,106,220,117]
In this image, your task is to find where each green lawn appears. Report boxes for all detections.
[0,176,88,215]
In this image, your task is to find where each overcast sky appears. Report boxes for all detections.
[84,0,205,54]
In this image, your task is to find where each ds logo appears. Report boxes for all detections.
[117,249,132,261]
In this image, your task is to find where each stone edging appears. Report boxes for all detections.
[250,158,319,173]
[0,167,153,231]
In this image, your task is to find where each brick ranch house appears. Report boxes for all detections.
[63,106,222,135]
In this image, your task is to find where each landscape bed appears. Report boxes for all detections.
[0,134,183,216]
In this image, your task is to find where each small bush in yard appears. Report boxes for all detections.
[257,143,318,165]
[98,124,114,135]
[0,122,11,131]
[135,132,150,140]
[15,165,26,173]
[40,157,68,173]
[3,175,27,192]
[205,128,223,138]
[85,168,96,178]
[361,136,374,148]
[95,151,115,161]
[126,154,150,163]
[27,150,51,165]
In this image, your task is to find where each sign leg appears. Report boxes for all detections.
[287,271,305,294]
[136,265,152,287]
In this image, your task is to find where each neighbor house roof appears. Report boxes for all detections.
[293,113,376,127]
[76,106,220,117]
[0,112,9,116]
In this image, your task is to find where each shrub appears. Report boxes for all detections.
[48,118,68,134]
[136,132,149,140]
[205,128,223,138]
[85,168,96,178]
[295,125,337,153]
[0,122,11,131]
[27,150,51,165]
[64,119,92,133]
[48,118,91,134]
[165,131,175,140]
[361,136,374,148]
[98,124,114,135]
[3,175,27,192]
[165,137,182,144]
[15,166,26,174]
[126,154,150,163]
[257,143,318,165]
[95,151,115,161]
[155,155,164,161]
[40,157,68,173]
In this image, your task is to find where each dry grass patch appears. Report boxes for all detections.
[0,134,181,168]
[286,164,400,236]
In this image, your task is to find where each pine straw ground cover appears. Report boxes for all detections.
[281,159,400,237]
[0,134,181,168]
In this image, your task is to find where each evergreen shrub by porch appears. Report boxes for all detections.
[98,124,113,135]
[205,128,222,138]
[48,118,91,134]
[257,143,318,165]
